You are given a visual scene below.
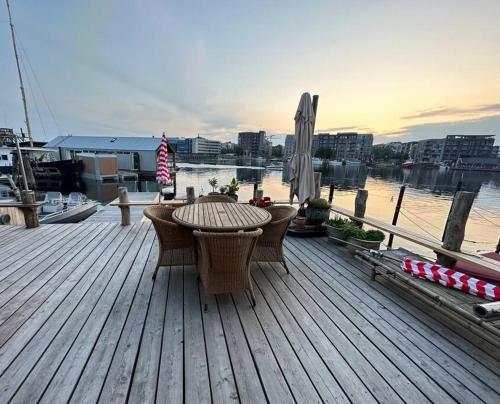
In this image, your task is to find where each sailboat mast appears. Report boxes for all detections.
[5,0,33,147]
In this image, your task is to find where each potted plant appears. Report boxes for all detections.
[325,216,349,244]
[219,185,228,194]
[208,177,219,195]
[340,223,385,253]
[305,198,330,225]
[227,177,239,201]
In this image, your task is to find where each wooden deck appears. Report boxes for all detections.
[0,223,499,403]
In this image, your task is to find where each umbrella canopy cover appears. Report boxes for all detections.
[289,92,316,204]
[156,133,171,185]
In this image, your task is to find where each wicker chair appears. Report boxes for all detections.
[195,194,236,204]
[252,205,297,273]
[194,228,262,309]
[144,206,197,280]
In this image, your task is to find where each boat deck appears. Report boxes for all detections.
[0,223,499,403]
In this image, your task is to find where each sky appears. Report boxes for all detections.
[1,0,499,145]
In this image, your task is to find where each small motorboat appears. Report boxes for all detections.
[39,192,100,224]
[40,192,64,214]
[401,160,415,169]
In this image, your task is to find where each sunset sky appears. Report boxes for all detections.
[1,0,499,144]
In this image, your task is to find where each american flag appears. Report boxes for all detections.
[156,133,171,185]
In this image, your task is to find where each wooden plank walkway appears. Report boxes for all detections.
[0,223,499,403]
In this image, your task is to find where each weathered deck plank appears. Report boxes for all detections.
[0,223,498,403]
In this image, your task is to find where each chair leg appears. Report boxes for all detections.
[249,286,256,307]
[152,263,161,281]
[152,251,164,281]
[282,258,290,274]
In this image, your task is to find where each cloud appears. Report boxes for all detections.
[402,103,500,120]
[377,113,500,144]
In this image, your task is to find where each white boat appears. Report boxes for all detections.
[312,158,323,168]
[345,159,361,166]
[328,160,343,167]
[39,192,100,224]
[40,192,64,214]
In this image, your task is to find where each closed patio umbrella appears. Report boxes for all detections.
[156,133,171,203]
[289,92,316,205]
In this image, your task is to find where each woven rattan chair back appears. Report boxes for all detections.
[195,194,236,204]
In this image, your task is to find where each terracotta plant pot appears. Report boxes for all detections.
[294,216,306,231]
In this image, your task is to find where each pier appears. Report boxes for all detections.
[0,221,499,402]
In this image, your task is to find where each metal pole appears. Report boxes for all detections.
[388,185,406,248]
[14,136,29,191]
[6,0,33,147]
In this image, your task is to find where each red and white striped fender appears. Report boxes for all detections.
[400,258,500,301]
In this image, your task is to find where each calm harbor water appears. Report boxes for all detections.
[85,163,500,258]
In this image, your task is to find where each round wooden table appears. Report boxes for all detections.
[172,202,271,231]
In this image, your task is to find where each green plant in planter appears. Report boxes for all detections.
[208,177,218,193]
[307,198,329,209]
[339,222,367,240]
[326,215,348,228]
[219,185,228,194]
[365,230,385,242]
[227,177,239,194]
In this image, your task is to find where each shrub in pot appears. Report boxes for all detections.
[325,216,349,244]
[227,177,239,201]
[208,177,219,195]
[305,198,330,225]
[341,223,385,253]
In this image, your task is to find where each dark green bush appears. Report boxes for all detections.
[340,223,366,240]
[326,215,348,228]
[365,230,385,241]
[308,198,329,209]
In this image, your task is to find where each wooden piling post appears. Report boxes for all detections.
[496,238,500,254]
[437,191,475,268]
[314,172,322,199]
[118,187,131,226]
[20,190,38,228]
[388,185,406,248]
[328,184,335,204]
[354,189,368,227]
[253,182,258,198]
[186,186,195,204]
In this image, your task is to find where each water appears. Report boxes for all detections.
[85,163,500,257]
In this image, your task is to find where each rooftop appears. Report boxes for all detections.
[46,135,166,152]
[0,222,499,402]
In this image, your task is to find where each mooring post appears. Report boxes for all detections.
[442,180,463,241]
[354,189,368,227]
[314,172,322,199]
[118,187,131,226]
[186,186,195,204]
[20,190,38,228]
[253,182,258,198]
[388,185,406,248]
[328,184,335,204]
[495,237,500,254]
[437,191,475,268]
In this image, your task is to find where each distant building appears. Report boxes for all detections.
[312,133,336,155]
[45,135,175,174]
[442,135,496,163]
[238,131,266,157]
[168,137,192,153]
[386,141,404,154]
[222,141,237,153]
[413,139,445,164]
[284,134,295,159]
[311,132,373,161]
[402,141,418,160]
[191,136,222,154]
